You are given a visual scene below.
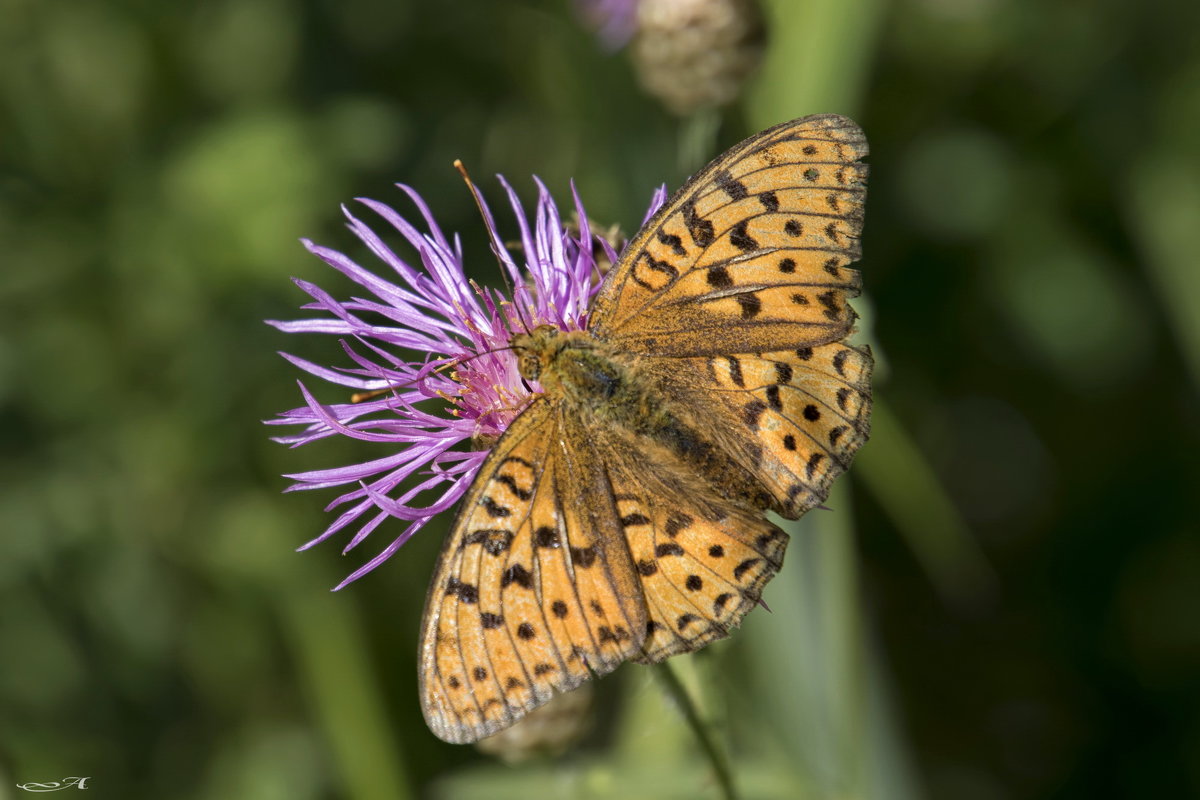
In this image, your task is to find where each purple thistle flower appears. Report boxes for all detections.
[268,172,667,589]
[575,0,640,49]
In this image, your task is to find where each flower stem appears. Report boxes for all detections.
[652,660,739,800]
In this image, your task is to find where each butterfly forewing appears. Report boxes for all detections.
[590,114,868,357]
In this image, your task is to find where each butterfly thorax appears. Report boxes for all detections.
[513,326,635,413]
[512,325,773,512]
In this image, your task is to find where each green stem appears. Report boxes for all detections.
[855,396,997,608]
[652,660,739,800]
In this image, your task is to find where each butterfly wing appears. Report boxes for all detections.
[583,437,790,664]
[418,400,647,744]
[644,340,873,519]
[588,113,872,517]
[589,114,868,357]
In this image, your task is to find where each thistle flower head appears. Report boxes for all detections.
[577,0,766,114]
[268,172,666,588]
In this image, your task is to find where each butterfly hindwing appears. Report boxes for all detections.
[693,341,873,517]
[590,446,789,664]
[590,114,868,357]
[419,400,646,744]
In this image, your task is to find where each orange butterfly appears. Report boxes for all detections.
[420,114,872,744]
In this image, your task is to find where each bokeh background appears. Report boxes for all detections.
[2,0,1198,797]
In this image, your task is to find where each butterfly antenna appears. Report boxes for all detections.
[454,159,536,335]
[350,342,528,404]
[349,359,455,403]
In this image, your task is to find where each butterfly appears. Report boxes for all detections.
[419,114,871,744]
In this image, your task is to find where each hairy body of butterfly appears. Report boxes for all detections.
[420,114,872,744]
[515,325,778,515]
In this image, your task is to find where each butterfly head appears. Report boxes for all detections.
[509,324,629,412]
[510,324,564,383]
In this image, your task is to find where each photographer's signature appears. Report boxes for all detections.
[15,777,90,792]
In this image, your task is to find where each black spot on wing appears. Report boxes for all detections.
[462,529,514,556]
[657,229,687,256]
[765,385,782,411]
[806,452,825,479]
[734,558,761,580]
[832,349,849,377]
[480,496,510,518]
[683,200,715,247]
[736,293,762,319]
[502,455,535,469]
[729,220,759,252]
[743,400,767,430]
[715,169,748,200]
[818,291,840,320]
[665,512,693,537]
[501,564,533,590]
[445,578,478,604]
[726,356,745,387]
[495,474,533,501]
[570,546,597,569]
[534,526,560,548]
[707,266,733,289]
[635,251,680,290]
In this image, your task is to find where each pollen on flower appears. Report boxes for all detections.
[267,173,666,588]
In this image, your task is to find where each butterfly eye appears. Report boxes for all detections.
[518,352,542,382]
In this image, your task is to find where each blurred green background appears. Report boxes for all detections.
[2,0,1198,797]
